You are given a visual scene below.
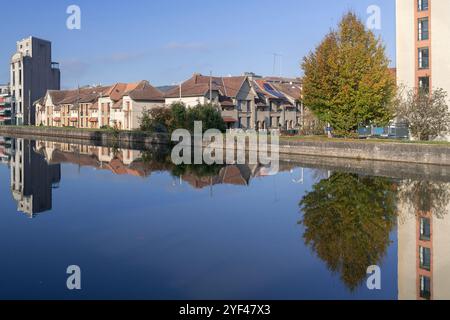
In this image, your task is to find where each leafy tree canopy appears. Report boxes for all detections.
[302,12,396,136]
[299,172,397,291]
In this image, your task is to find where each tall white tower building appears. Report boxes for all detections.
[396,0,450,139]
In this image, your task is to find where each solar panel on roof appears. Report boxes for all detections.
[263,83,285,99]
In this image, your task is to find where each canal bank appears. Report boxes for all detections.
[1,125,449,166]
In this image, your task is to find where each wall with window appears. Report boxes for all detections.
[431,0,450,105]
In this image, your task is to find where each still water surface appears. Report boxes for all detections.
[0,136,448,300]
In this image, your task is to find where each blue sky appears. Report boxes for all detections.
[0,0,395,88]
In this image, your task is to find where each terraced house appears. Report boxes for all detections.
[165,73,304,130]
[35,81,165,130]
[35,74,310,132]
[36,86,110,128]
[98,81,165,130]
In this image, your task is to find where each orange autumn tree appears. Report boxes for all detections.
[302,12,396,136]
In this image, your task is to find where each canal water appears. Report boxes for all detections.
[0,136,448,300]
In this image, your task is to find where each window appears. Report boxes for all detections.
[418,18,429,41]
[418,0,429,11]
[419,246,431,271]
[420,217,431,240]
[419,77,430,93]
[418,48,429,69]
[420,276,431,300]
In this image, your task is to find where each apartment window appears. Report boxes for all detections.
[419,76,430,93]
[418,18,429,41]
[12,72,15,86]
[418,47,429,69]
[419,246,431,271]
[420,276,431,300]
[420,217,431,240]
[19,70,22,85]
[418,0,429,11]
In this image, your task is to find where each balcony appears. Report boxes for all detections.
[51,62,60,69]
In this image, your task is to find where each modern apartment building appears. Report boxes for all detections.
[396,0,450,139]
[10,37,60,125]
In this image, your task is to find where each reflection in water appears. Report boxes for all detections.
[299,172,398,291]
[3,138,61,217]
[1,136,450,300]
[0,138,290,216]
[398,180,450,300]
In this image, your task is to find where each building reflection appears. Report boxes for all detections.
[8,138,61,217]
[0,138,294,216]
[299,172,450,299]
[398,180,450,300]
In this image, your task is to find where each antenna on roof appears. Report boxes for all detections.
[272,53,283,76]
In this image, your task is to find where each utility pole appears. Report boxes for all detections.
[209,71,213,103]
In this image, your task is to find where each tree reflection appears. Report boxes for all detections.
[139,147,224,178]
[398,180,450,218]
[299,172,397,291]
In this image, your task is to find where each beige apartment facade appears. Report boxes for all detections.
[396,0,450,140]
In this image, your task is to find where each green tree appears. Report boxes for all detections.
[139,107,172,133]
[186,103,226,133]
[299,172,397,291]
[302,12,396,136]
[139,102,226,134]
[169,102,188,131]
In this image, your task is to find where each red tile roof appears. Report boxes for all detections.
[165,74,247,99]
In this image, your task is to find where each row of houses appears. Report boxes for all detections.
[35,73,314,131]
